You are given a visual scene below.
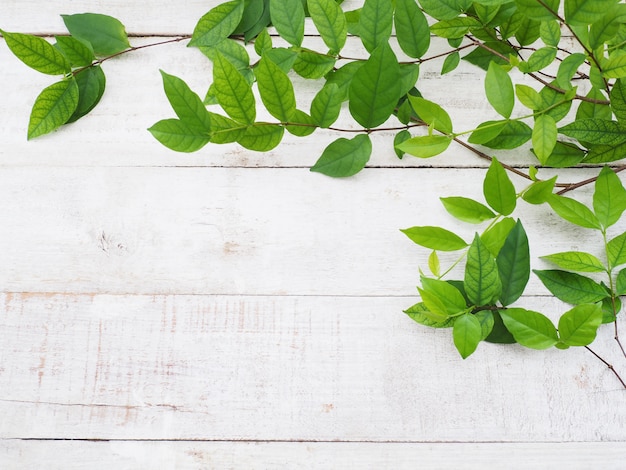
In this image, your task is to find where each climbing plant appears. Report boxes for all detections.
[3,0,626,387]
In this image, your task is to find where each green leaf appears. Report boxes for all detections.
[396,135,452,159]
[611,79,626,123]
[421,277,469,315]
[431,17,481,38]
[500,308,559,349]
[594,166,626,229]
[55,36,94,67]
[541,251,606,273]
[28,78,79,139]
[408,96,453,134]
[589,5,626,49]
[428,250,440,277]
[515,15,542,46]
[617,268,626,296]
[293,50,336,79]
[522,176,557,204]
[254,28,272,55]
[310,83,342,128]
[237,123,284,151]
[269,0,304,46]
[463,41,515,70]
[67,66,106,123]
[465,234,502,306]
[61,13,130,55]
[453,313,483,359]
[475,310,495,341]
[254,57,296,122]
[547,194,601,229]
[558,304,603,346]
[264,47,298,73]
[497,220,530,306]
[348,43,400,128]
[559,119,626,146]
[359,0,394,52]
[484,310,516,344]
[576,88,612,121]
[481,120,532,149]
[148,119,210,152]
[243,0,272,41]
[481,217,516,256]
[468,120,507,145]
[200,38,250,71]
[534,270,608,304]
[565,0,620,26]
[160,70,211,131]
[419,0,472,20]
[404,302,454,328]
[584,142,626,164]
[310,134,372,177]
[325,61,363,101]
[556,53,587,89]
[1,30,70,75]
[515,0,559,22]
[285,109,317,137]
[207,112,245,143]
[539,84,572,122]
[603,53,626,79]
[394,0,430,58]
[484,158,516,216]
[399,64,421,97]
[441,51,461,75]
[440,197,496,224]
[540,20,561,46]
[393,130,411,159]
[545,141,585,167]
[307,0,347,53]
[601,296,620,323]
[608,231,626,267]
[532,114,557,164]
[234,0,265,35]
[519,46,557,73]
[401,226,468,251]
[485,62,514,118]
[515,84,542,110]
[213,52,256,124]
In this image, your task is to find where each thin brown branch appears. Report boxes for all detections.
[585,345,626,389]
[557,165,626,194]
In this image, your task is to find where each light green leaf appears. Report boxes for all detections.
[254,28,272,55]
[608,231,626,267]
[421,277,469,315]
[396,135,452,159]
[547,194,601,229]
[602,53,626,79]
[484,158,516,216]
[475,310,495,341]
[1,30,70,75]
[541,251,606,273]
[200,38,250,71]
[428,250,440,277]
[453,313,483,359]
[440,197,496,224]
[532,114,557,164]
[465,234,502,306]
[55,35,94,67]
[28,78,79,139]
[540,20,561,46]
[255,57,296,122]
[310,83,342,128]
[500,308,559,349]
[514,0,559,22]
[565,0,620,26]
[468,120,507,145]
[61,13,130,55]
[401,226,468,251]
[481,120,532,149]
[160,70,211,131]
[419,0,472,20]
[594,166,626,229]
[348,42,400,128]
[558,303,603,346]
[522,176,557,204]
[441,51,461,75]
[534,269,608,304]
[207,112,245,143]
[481,217,516,257]
[393,130,411,159]
[404,302,454,328]
[359,0,393,52]
[394,0,430,58]
[237,123,284,151]
[556,53,587,89]
[486,62,514,118]
[515,84,542,110]
[408,96,453,134]
[293,50,336,79]
[310,134,371,177]
[519,46,557,73]
[307,0,347,53]
[148,118,210,152]
[285,109,317,137]
[431,17,481,39]
[497,220,530,306]
[264,47,298,73]
[213,52,256,124]
[67,66,106,123]
[270,0,305,47]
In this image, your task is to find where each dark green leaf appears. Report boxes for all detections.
[394,0,430,58]
[514,15,541,46]
[440,197,496,224]
[255,57,296,122]
[541,251,606,273]
[539,83,572,122]
[547,194,601,229]
[500,308,559,349]
[401,226,468,251]
[463,41,515,70]
[465,234,502,306]
[55,35,94,67]
[453,313,483,359]
[559,119,626,146]
[399,64,421,97]
[237,123,284,151]
[534,269,608,304]
[484,311,516,344]
[594,166,626,229]
[584,142,626,164]
[67,65,106,123]
[610,79,626,123]
[269,0,305,46]
[62,13,130,55]
[497,220,530,306]
[484,158,516,216]
[293,50,336,79]
[404,302,455,328]
[307,0,347,53]
[234,0,265,35]
[1,30,70,75]
[148,118,210,152]
[481,120,532,149]
[310,134,371,177]
[359,0,394,52]
[558,303,603,346]
[544,141,585,167]
[576,88,612,121]
[28,78,79,139]
[213,52,256,124]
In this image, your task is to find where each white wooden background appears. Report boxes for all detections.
[1,1,625,468]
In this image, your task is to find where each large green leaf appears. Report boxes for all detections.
[394,0,430,58]
[547,194,601,230]
[465,234,502,306]
[237,123,284,151]
[67,65,106,123]
[484,158,516,216]
[440,197,496,224]
[270,0,305,47]
[497,220,530,306]
[348,43,400,128]
[594,166,626,229]
[401,226,468,251]
[213,52,256,124]
[541,251,606,273]
[310,134,371,177]
[453,313,483,359]
[148,118,210,152]
[310,83,343,128]
[189,0,245,47]
[534,270,608,304]
[307,0,347,53]
[254,57,296,122]
[565,0,620,26]
[485,62,514,118]
[2,30,70,75]
[160,70,211,131]
[28,78,79,139]
[55,36,94,67]
[358,0,393,52]
[559,119,626,146]
[500,308,558,349]
[61,13,130,55]
[558,304,603,347]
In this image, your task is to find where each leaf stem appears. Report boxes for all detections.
[584,345,626,389]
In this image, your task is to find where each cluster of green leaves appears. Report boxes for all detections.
[1,14,130,138]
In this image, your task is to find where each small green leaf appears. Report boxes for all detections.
[393,130,411,159]
[556,53,587,89]
[310,134,371,177]
[310,83,342,128]
[484,158,516,216]
[160,70,211,131]
[148,119,210,152]
[558,303,603,346]
[61,13,130,55]
[440,197,496,224]
[307,0,347,53]
[255,56,296,122]
[475,310,495,340]
[541,251,606,273]
[213,52,256,124]
[2,30,70,75]
[497,220,530,306]
[500,308,559,349]
[55,36,94,67]
[559,119,626,146]
[421,277,469,315]
[545,141,585,167]
[358,0,394,52]
[408,96,453,134]
[481,217,516,256]
[534,269,608,304]
[485,62,515,118]
[396,135,452,159]
[484,310,516,344]
[428,250,440,277]
[539,85,572,122]
[576,88,612,121]
[404,302,454,328]
[594,166,626,229]
[441,52,460,75]
[515,84,542,110]
[465,234,502,306]
[325,61,363,101]
[522,176,557,205]
[547,194,601,230]
[616,268,626,295]
[237,123,284,151]
[394,0,430,58]
[201,38,251,71]
[468,120,507,145]
[540,20,561,46]
[293,50,336,79]
[285,109,317,137]
[270,0,305,46]
[67,66,106,123]
[401,226,468,251]
[608,231,626,267]
[453,313,483,359]
[532,114,557,164]
[254,28,272,55]
[519,47,557,73]
[28,78,79,139]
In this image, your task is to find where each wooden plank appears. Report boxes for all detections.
[2,440,626,469]
[0,293,624,441]
[0,166,607,295]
